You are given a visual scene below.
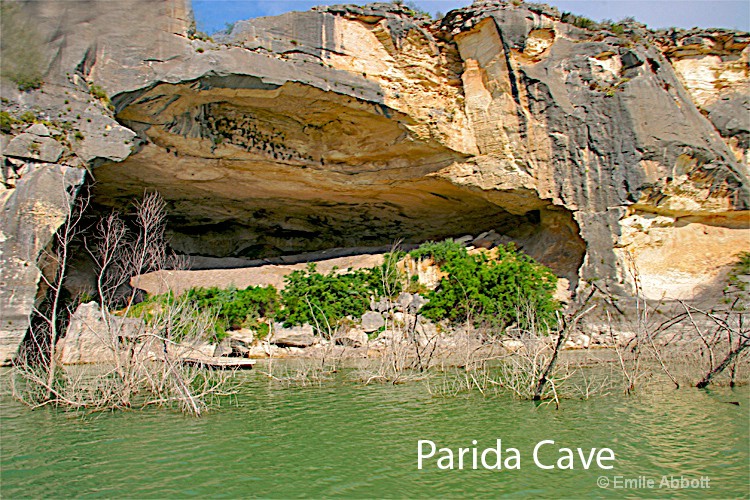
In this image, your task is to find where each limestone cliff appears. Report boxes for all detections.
[1,0,748,363]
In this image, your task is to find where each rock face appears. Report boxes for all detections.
[653,29,750,164]
[0,164,85,363]
[1,0,748,363]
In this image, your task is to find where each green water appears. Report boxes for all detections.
[1,367,748,498]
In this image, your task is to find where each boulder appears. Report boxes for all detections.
[409,294,429,313]
[213,338,233,357]
[25,123,50,137]
[228,328,255,356]
[397,292,413,310]
[397,292,429,314]
[0,164,85,364]
[370,297,391,313]
[270,323,316,347]
[57,301,144,364]
[4,133,65,163]
[335,327,368,348]
[361,311,385,332]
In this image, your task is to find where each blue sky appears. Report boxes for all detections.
[193,0,750,33]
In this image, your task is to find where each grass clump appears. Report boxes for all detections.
[12,75,43,92]
[19,111,36,123]
[561,12,597,30]
[728,251,750,291]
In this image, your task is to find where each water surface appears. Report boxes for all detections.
[1,367,748,498]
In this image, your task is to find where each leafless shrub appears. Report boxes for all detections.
[12,191,237,415]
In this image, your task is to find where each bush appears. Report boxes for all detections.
[14,75,43,92]
[0,111,16,133]
[409,239,467,265]
[416,243,560,333]
[129,285,279,341]
[19,111,36,123]
[183,285,280,338]
[561,12,596,30]
[279,263,374,334]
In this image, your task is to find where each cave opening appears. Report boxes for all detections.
[79,79,586,294]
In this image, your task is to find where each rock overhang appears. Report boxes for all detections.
[92,74,566,266]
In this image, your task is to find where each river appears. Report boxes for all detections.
[1,366,747,498]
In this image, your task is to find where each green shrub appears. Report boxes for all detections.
[561,12,596,30]
[14,75,43,92]
[89,84,107,100]
[183,285,280,337]
[418,243,560,333]
[409,239,467,265]
[19,111,36,123]
[0,111,16,133]
[279,263,374,334]
[728,251,750,293]
[127,285,279,341]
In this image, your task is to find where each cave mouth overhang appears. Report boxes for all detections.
[87,78,585,282]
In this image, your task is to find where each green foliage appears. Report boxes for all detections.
[728,251,750,293]
[89,84,107,100]
[189,29,212,42]
[14,75,43,92]
[279,263,374,334]
[561,12,596,30]
[129,285,279,341]
[19,111,36,123]
[404,1,430,18]
[183,285,280,337]
[409,239,467,265]
[126,241,559,340]
[127,291,175,323]
[610,24,625,35]
[0,111,16,133]
[418,243,560,333]
[89,84,113,110]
